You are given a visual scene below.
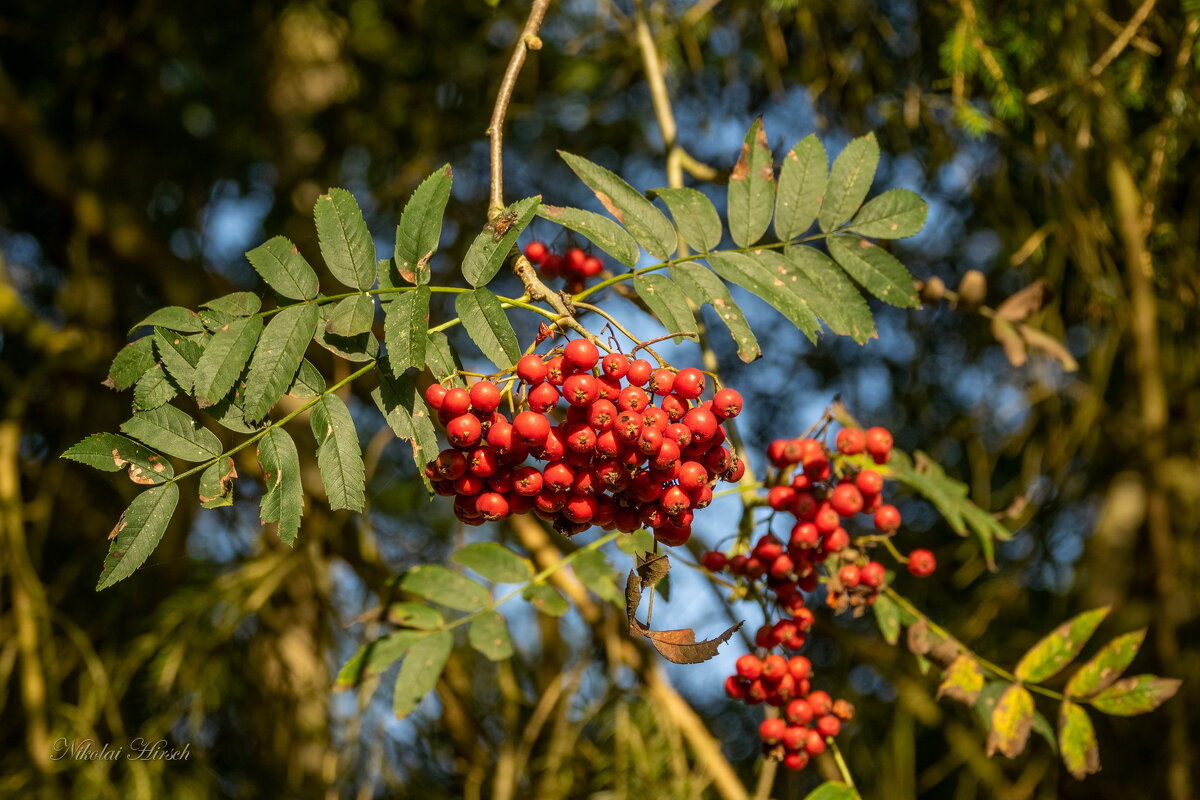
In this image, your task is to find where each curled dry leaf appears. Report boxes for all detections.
[994,279,1049,322]
[625,569,743,664]
[635,552,670,589]
[906,619,961,668]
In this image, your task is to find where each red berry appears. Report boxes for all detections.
[865,426,893,458]
[649,369,675,396]
[762,654,788,681]
[807,691,832,716]
[759,717,787,744]
[524,240,548,263]
[601,353,630,379]
[563,338,600,371]
[701,551,727,571]
[672,368,705,399]
[543,462,575,492]
[425,383,448,409]
[446,414,482,447]
[785,698,814,725]
[874,504,902,533]
[475,492,509,521]
[755,624,780,649]
[711,388,743,418]
[564,493,598,523]
[824,527,850,552]
[908,549,937,578]
[768,486,796,511]
[617,386,650,412]
[838,564,861,589]
[528,381,561,412]
[803,729,826,756]
[563,373,599,406]
[682,407,719,442]
[565,247,587,272]
[782,750,809,771]
[469,381,501,412]
[787,656,811,681]
[830,483,864,517]
[855,469,884,495]
[816,715,841,738]
[516,354,549,384]
[626,359,653,386]
[442,387,471,415]
[860,561,886,589]
[724,675,749,700]
[678,461,708,490]
[513,411,551,444]
[581,255,603,277]
[836,427,866,455]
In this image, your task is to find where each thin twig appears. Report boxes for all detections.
[487,0,553,217]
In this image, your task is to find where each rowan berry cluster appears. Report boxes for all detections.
[523,241,602,291]
[423,338,745,541]
[704,424,937,770]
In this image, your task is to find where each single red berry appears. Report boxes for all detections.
[516,354,549,384]
[839,564,861,589]
[469,381,501,412]
[581,255,603,277]
[759,717,787,745]
[830,483,864,517]
[442,387,471,415]
[672,368,705,399]
[874,504,902,533]
[855,469,884,495]
[768,485,797,511]
[425,383,448,410]
[563,338,600,371]
[626,359,653,386]
[807,691,833,716]
[513,411,551,444]
[781,724,806,752]
[908,549,937,578]
[601,353,630,380]
[762,654,788,681]
[524,240,548,263]
[816,715,841,738]
[724,675,749,700]
[617,386,650,412]
[832,699,856,721]
[540,252,562,277]
[785,698,814,725]
[860,561,886,589]
[565,247,587,272]
[701,551,728,571]
[755,624,781,649]
[649,369,675,396]
[865,426,893,458]
[803,729,827,756]
[787,656,812,682]
[683,407,719,442]
[836,427,867,455]
[545,356,567,385]
[528,381,561,412]
[563,373,599,406]
[815,504,841,534]
[659,393,688,422]
[446,414,482,447]
[711,387,743,418]
[563,493,598,523]
[432,449,467,480]
[678,461,708,490]
[824,527,850,552]
[475,492,510,521]
[782,750,809,771]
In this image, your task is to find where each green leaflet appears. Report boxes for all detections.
[198,457,237,509]
[129,306,205,334]
[314,188,377,290]
[192,315,264,407]
[399,564,490,611]
[573,549,621,604]
[384,287,430,374]
[393,630,453,720]
[802,783,859,800]
[1066,629,1146,698]
[670,263,760,362]
[425,331,465,388]
[153,327,204,392]
[455,288,521,369]
[784,246,876,343]
[202,291,262,316]
[1058,702,1100,779]
[652,187,722,253]
[536,204,640,268]
[287,359,327,398]
[707,251,819,343]
[727,117,775,247]
[371,366,440,495]
[559,151,676,260]
[258,426,304,546]
[1014,607,1110,683]
[451,542,532,583]
[96,483,180,590]
[120,404,222,461]
[133,365,176,410]
[242,303,319,421]
[819,132,879,232]
[827,235,920,308]
[310,393,365,512]
[775,134,828,240]
[395,164,452,285]
[325,294,376,337]
[246,235,320,300]
[461,196,541,287]
[521,583,569,617]
[849,188,928,239]
[62,432,174,485]
[633,274,696,343]
[313,304,379,363]
[468,611,514,661]
[336,630,429,690]
[1089,675,1182,716]
[106,337,156,391]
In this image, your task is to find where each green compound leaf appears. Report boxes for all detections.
[372,367,440,495]
[819,132,879,232]
[1066,629,1147,698]
[849,188,928,239]
[775,135,828,240]
[451,542,533,583]
[384,287,430,375]
[62,432,174,485]
[537,204,640,268]
[1089,675,1182,716]
[120,404,222,462]
[395,164,452,286]
[325,294,376,337]
[400,564,490,612]
[727,117,776,248]
[633,274,697,344]
[559,151,676,260]
[198,457,237,509]
[784,246,876,343]
[522,583,569,617]
[393,630,453,720]
[1015,607,1110,684]
[314,188,377,290]
[310,393,365,512]
[986,684,1035,759]
[707,251,819,343]
[106,337,156,391]
[1059,701,1101,779]
[671,263,760,362]
[242,303,320,421]
[202,292,262,317]
[246,235,320,301]
[192,315,264,408]
[96,482,180,590]
[258,426,304,546]
[652,187,722,253]
[462,195,541,287]
[455,288,521,369]
[129,306,205,334]
[468,611,514,661]
[336,630,428,690]
[827,235,920,308]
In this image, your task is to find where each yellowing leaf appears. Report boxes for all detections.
[987,684,1035,758]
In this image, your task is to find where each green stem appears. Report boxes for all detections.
[441,529,624,633]
[828,738,857,791]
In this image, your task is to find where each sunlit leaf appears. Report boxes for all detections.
[633,274,696,343]
[1015,607,1110,683]
[129,306,204,334]
[325,294,376,337]
[384,287,430,374]
[827,235,920,308]
[451,542,532,583]
[849,188,928,239]
[1059,701,1100,779]
[314,188,377,290]
[559,151,676,259]
[242,303,319,421]
[707,251,819,342]
[192,316,264,407]
[775,135,828,240]
[1089,675,1181,716]
[393,630,453,720]
[97,483,179,590]
[652,187,722,253]
[395,164,452,285]
[246,235,319,300]
[537,204,640,268]
[258,427,304,546]
[455,288,521,369]
[400,565,490,611]
[819,132,879,232]
[120,404,222,461]
[468,611,514,661]
[727,117,776,247]
[1066,629,1146,698]
[62,432,174,485]
[671,264,760,362]
[462,195,540,287]
[986,684,1035,758]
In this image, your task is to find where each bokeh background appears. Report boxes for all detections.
[1,1,1197,798]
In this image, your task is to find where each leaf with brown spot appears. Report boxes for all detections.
[1066,629,1146,698]
[987,684,1035,758]
[1089,675,1181,716]
[1014,607,1109,684]
[625,569,741,664]
[937,654,986,704]
[198,457,238,508]
[559,151,676,259]
[1059,701,1101,779]
[727,117,775,247]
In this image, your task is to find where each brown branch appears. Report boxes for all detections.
[512,256,608,347]
[487,0,553,218]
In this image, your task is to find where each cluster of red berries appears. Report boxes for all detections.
[723,653,855,772]
[423,338,745,541]
[523,241,602,291]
